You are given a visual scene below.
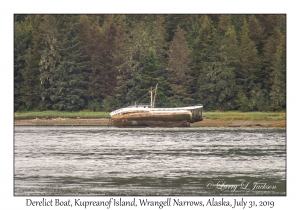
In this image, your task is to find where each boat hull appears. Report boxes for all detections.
[111,110,193,127]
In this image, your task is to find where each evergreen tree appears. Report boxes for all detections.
[21,46,41,110]
[39,15,61,110]
[77,15,92,60]
[14,14,286,112]
[102,16,127,97]
[257,15,282,40]
[185,15,202,97]
[165,14,191,42]
[270,41,286,110]
[77,15,128,111]
[197,19,238,110]
[263,27,285,91]
[14,19,33,110]
[217,15,232,33]
[192,15,215,104]
[39,15,87,111]
[248,15,264,54]
[20,15,44,110]
[53,18,87,111]
[100,15,128,111]
[167,25,193,106]
[86,22,105,104]
[124,17,167,104]
[231,14,247,41]
[235,19,262,111]
[137,48,166,106]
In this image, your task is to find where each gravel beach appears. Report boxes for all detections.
[14,118,286,127]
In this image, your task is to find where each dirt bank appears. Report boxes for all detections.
[14,117,286,127]
[14,118,111,126]
[191,118,285,127]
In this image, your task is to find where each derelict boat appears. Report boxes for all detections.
[110,85,203,127]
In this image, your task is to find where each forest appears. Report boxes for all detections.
[14,14,286,112]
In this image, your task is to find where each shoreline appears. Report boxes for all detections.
[14,118,286,128]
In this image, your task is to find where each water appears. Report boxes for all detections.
[14,126,286,196]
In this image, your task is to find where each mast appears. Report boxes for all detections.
[153,83,158,108]
[150,86,153,108]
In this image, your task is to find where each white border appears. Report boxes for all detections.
[2,0,298,209]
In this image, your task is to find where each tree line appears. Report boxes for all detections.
[14,14,286,112]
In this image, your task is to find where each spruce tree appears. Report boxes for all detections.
[165,14,191,42]
[86,22,104,106]
[270,42,286,110]
[54,19,87,111]
[263,28,285,91]
[14,19,33,110]
[230,14,247,41]
[39,15,87,111]
[77,15,128,111]
[124,16,167,105]
[192,15,215,104]
[14,14,287,112]
[39,15,61,110]
[138,48,166,106]
[248,15,264,54]
[20,15,44,110]
[21,46,41,110]
[236,19,261,111]
[197,21,237,110]
[101,15,127,111]
[167,25,193,106]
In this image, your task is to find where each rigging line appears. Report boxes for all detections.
[160,92,179,108]
[135,89,151,104]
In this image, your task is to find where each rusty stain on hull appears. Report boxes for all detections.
[112,119,191,127]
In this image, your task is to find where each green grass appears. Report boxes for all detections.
[14,110,110,119]
[203,111,286,120]
[14,110,286,121]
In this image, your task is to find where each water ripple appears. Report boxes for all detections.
[14,126,286,196]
